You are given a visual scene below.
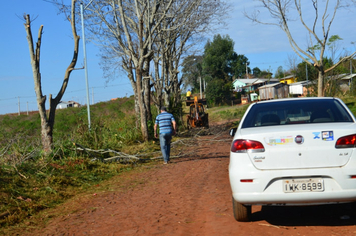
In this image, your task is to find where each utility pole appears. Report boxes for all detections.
[92,87,94,104]
[18,97,20,116]
[27,101,29,115]
[351,59,352,75]
[200,76,202,99]
[80,1,94,130]
[246,62,250,79]
[351,59,353,94]
[306,62,309,96]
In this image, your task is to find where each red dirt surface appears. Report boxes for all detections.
[12,123,356,235]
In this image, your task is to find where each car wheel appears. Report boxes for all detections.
[232,196,251,222]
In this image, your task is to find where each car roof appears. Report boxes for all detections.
[253,97,338,105]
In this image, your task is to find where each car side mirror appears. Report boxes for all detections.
[229,127,237,137]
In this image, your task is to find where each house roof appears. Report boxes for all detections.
[258,82,289,89]
[233,79,255,84]
[338,73,356,80]
[252,78,279,84]
[280,75,295,80]
[58,101,80,105]
[234,78,279,85]
[324,73,356,80]
[289,80,316,86]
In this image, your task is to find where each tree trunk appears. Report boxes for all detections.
[144,77,152,121]
[126,66,140,126]
[152,59,164,111]
[136,67,149,141]
[40,111,54,153]
[36,95,53,153]
[317,69,324,97]
[24,0,80,155]
[143,57,152,122]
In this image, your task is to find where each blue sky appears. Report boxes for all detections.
[0,0,355,115]
[0,0,133,115]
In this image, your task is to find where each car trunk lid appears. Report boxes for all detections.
[239,123,355,170]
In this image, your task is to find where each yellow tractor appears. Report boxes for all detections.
[186,96,209,129]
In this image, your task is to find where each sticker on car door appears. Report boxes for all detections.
[264,136,293,146]
[322,131,334,141]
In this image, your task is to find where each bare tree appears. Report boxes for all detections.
[79,0,177,141]
[82,0,227,139]
[24,0,80,154]
[50,0,228,140]
[151,0,228,111]
[245,0,356,97]
[285,53,299,75]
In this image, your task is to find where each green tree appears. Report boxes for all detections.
[205,79,233,105]
[259,70,273,79]
[202,34,248,104]
[203,34,249,81]
[296,61,317,82]
[181,55,203,92]
[231,54,250,78]
[296,58,334,82]
[252,67,261,77]
[295,57,344,96]
[275,66,285,79]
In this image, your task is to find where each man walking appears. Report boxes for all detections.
[154,106,176,164]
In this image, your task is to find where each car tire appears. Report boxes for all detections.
[232,196,251,222]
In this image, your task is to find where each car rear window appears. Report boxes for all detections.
[241,99,354,128]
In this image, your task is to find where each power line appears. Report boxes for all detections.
[0,83,132,102]
[251,61,283,65]
[0,97,18,101]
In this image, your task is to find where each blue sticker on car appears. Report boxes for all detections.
[322,131,334,141]
[313,132,321,139]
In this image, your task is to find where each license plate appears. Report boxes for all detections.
[283,178,324,193]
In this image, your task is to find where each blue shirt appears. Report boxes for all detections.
[155,112,175,134]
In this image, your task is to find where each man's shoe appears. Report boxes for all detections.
[163,162,168,164]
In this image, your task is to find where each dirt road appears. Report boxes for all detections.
[18,125,356,235]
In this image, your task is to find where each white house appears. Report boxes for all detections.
[56,101,81,109]
[233,78,279,92]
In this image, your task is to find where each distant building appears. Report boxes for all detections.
[279,75,298,84]
[336,73,356,86]
[289,81,314,97]
[56,101,81,109]
[233,78,279,93]
[233,79,248,92]
[258,83,290,100]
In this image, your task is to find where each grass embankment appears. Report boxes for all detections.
[1,95,356,231]
[0,97,158,229]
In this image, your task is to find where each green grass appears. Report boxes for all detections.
[0,157,131,228]
[208,104,249,123]
[0,97,144,229]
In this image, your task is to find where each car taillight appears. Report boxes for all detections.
[231,139,265,153]
[335,134,356,148]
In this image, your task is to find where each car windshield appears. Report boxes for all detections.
[241,99,354,128]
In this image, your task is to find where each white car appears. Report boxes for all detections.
[229,97,356,222]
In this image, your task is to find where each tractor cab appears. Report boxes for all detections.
[186,96,209,129]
